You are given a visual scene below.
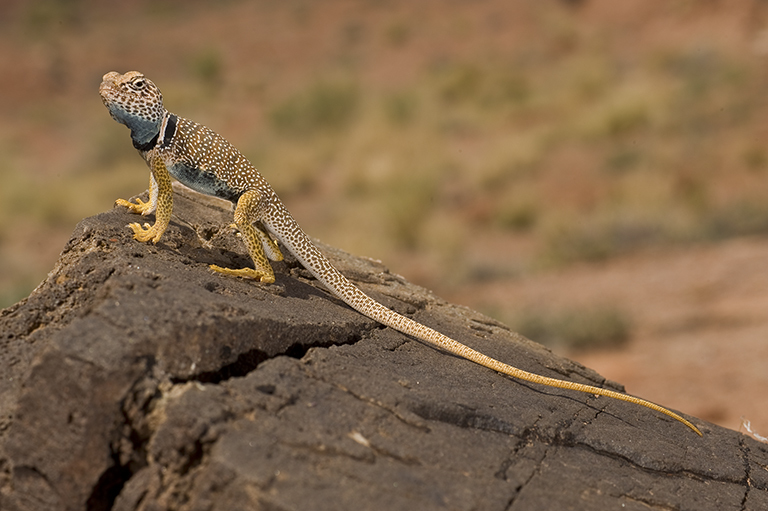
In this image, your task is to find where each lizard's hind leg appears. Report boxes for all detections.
[210,190,280,283]
[254,223,284,262]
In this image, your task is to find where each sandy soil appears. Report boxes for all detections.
[450,236,768,436]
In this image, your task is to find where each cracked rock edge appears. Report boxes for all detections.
[1,185,767,511]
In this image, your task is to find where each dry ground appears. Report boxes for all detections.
[449,236,768,435]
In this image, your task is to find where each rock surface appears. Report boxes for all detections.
[1,183,766,511]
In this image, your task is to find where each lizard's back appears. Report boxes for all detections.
[160,114,273,205]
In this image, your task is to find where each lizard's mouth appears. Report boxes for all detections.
[98,76,127,124]
[99,83,115,106]
[99,72,118,95]
[98,90,122,123]
[98,71,124,106]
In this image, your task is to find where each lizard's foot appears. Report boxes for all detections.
[209,264,275,283]
[116,197,155,216]
[128,221,164,244]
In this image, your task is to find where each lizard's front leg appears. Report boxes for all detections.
[121,156,173,244]
[116,172,158,216]
[210,190,281,283]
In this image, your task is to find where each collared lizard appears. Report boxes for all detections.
[99,70,702,436]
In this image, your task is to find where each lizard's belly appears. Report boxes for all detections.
[168,162,242,203]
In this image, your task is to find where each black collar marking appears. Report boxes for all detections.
[132,131,159,152]
[160,114,178,149]
[130,114,177,152]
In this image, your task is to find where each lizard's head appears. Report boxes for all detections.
[100,71,165,146]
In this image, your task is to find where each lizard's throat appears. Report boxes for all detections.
[131,113,178,152]
[132,129,160,152]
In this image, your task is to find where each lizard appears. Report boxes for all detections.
[99,70,702,437]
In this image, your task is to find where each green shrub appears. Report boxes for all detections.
[513,307,632,351]
[270,82,359,136]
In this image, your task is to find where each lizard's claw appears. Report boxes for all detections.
[116,197,155,216]
[127,222,164,244]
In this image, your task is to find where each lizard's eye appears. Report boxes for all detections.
[132,79,146,90]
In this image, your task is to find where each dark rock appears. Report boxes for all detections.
[1,183,766,511]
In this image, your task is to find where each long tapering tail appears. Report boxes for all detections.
[361,293,703,436]
[268,209,703,436]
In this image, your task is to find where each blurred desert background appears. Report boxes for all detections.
[1,0,766,436]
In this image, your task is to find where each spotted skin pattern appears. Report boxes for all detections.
[100,71,702,436]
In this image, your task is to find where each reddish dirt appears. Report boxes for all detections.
[450,236,768,436]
